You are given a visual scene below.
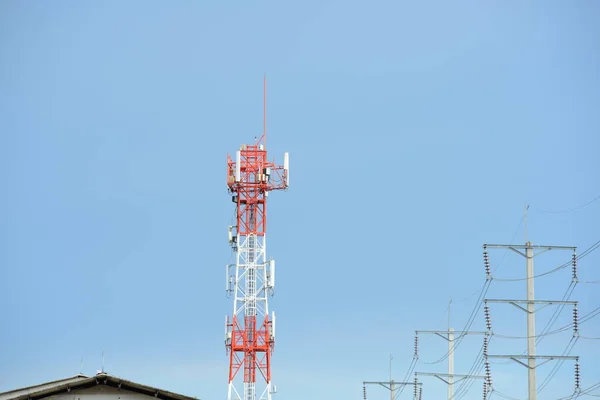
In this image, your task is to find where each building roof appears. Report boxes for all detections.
[0,373,199,400]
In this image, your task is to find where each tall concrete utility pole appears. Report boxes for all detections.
[484,242,580,400]
[448,327,454,400]
[525,243,535,398]
[448,300,453,400]
[415,329,487,399]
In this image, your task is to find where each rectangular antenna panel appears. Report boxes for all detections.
[269,260,275,288]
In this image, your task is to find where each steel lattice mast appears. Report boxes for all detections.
[224,78,289,400]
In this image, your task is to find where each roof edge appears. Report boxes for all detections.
[0,376,88,396]
[1,374,199,400]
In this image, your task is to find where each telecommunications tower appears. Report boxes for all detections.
[224,78,289,400]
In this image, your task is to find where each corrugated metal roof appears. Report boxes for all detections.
[0,373,199,400]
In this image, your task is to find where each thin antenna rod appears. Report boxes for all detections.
[524,204,530,243]
[448,297,452,329]
[263,75,267,148]
[102,350,104,373]
[256,75,268,148]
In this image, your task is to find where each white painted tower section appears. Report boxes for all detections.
[227,232,275,400]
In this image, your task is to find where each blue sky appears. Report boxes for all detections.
[1,1,599,399]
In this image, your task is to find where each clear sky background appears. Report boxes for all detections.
[1,1,599,399]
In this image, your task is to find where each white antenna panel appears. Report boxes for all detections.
[269,260,275,288]
[283,152,289,186]
[235,151,241,182]
[225,265,228,291]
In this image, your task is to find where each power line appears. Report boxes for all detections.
[458,241,599,400]
[579,305,600,323]
[492,214,526,273]
[492,239,600,282]
[537,337,579,393]
[484,242,579,400]
[555,379,600,399]
[454,342,487,400]
[493,325,573,339]
[453,217,526,400]
[454,334,502,399]
[537,194,600,214]
[452,218,526,400]
[537,282,577,346]
[494,303,600,341]
[493,261,573,282]
[536,260,600,395]
[492,389,524,400]
[582,380,600,394]
[452,287,484,303]
[414,328,487,400]
[395,357,417,397]
[502,240,600,351]
[578,240,600,257]
[421,280,491,365]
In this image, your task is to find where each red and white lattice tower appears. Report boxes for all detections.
[224,79,289,400]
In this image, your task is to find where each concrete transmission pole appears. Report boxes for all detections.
[484,242,580,400]
[449,327,454,399]
[415,329,487,399]
[525,243,535,397]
